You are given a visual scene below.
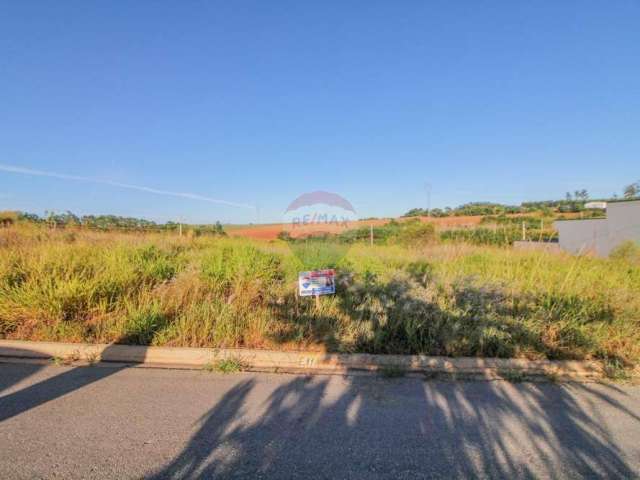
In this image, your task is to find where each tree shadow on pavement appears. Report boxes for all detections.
[148,269,639,478]
[150,373,639,479]
[0,347,47,395]
[0,344,134,423]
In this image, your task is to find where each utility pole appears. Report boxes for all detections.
[370,224,374,246]
[178,216,185,237]
[522,221,526,241]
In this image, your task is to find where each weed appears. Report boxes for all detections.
[603,358,633,382]
[202,362,215,373]
[209,357,246,374]
[50,351,81,366]
[51,355,65,366]
[85,351,99,364]
[499,369,527,383]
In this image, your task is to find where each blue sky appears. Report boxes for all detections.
[1,1,638,224]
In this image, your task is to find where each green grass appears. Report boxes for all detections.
[610,241,640,266]
[1,225,639,375]
[204,357,245,374]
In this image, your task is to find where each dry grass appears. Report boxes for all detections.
[1,225,639,371]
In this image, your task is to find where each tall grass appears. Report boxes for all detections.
[1,225,639,368]
[440,226,557,246]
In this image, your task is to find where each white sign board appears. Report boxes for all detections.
[298,269,335,297]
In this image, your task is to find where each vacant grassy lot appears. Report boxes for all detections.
[1,225,639,371]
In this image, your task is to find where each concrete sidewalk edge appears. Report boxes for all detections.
[0,339,605,379]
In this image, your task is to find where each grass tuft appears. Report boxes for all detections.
[603,358,633,382]
[204,357,246,374]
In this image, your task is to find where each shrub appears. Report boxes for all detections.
[337,219,435,246]
[0,211,17,227]
[610,241,640,265]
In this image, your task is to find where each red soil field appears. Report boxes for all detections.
[227,215,484,241]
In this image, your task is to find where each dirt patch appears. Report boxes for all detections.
[227,216,485,240]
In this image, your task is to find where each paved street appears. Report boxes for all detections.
[1,362,640,479]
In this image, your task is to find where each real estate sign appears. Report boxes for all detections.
[298,269,336,297]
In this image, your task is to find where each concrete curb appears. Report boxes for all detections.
[0,340,604,379]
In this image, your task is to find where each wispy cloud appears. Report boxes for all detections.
[0,163,255,210]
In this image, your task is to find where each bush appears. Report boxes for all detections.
[0,211,17,227]
[610,241,640,265]
[393,221,435,246]
[337,219,435,246]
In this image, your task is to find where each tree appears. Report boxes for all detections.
[624,182,640,199]
[569,190,589,202]
[215,221,226,235]
[402,208,428,217]
[17,212,41,222]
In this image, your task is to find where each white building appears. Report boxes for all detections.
[554,200,640,257]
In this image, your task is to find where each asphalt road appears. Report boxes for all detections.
[1,362,639,479]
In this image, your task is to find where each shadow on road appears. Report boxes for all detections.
[0,348,47,395]
[0,344,134,423]
[150,374,638,479]
[1,344,638,478]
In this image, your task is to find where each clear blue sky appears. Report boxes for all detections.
[1,1,638,224]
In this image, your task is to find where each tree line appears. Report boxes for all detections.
[403,182,640,218]
[2,211,226,235]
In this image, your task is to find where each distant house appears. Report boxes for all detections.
[554,200,640,256]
